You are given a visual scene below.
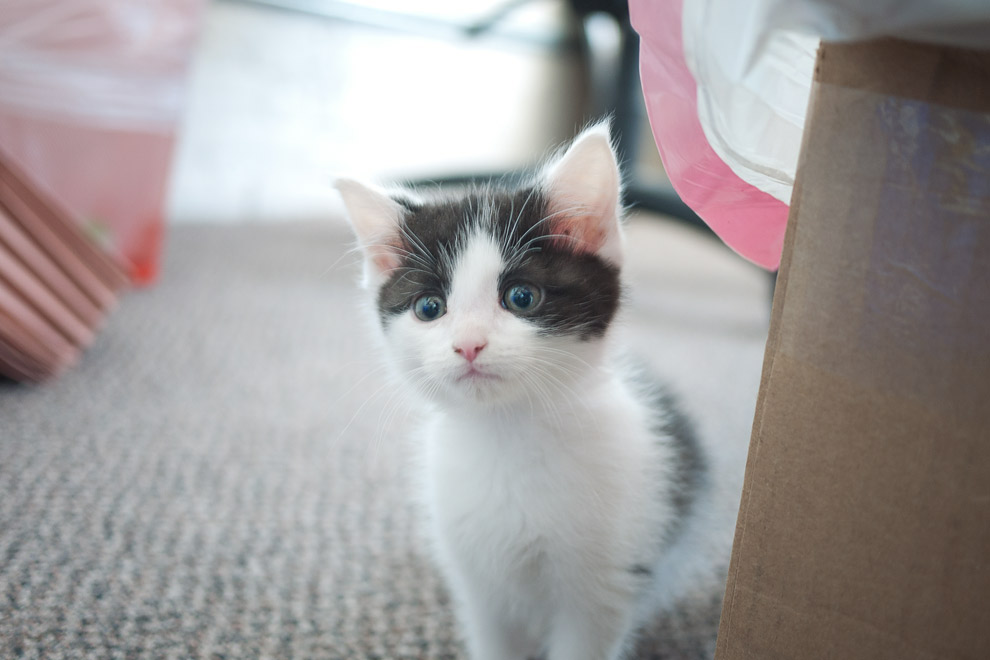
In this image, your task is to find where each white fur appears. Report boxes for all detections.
[399,234,710,660]
[338,124,734,660]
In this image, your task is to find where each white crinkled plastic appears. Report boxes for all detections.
[682,0,990,205]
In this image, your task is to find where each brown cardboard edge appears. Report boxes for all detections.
[816,38,990,113]
[714,38,990,658]
[712,60,823,660]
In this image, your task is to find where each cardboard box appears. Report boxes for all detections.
[714,40,990,660]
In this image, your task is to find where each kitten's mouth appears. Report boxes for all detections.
[456,365,500,383]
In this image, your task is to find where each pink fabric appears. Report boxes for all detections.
[629,0,789,270]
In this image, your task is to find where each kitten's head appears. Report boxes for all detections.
[337,123,624,409]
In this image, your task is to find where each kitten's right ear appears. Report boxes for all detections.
[335,179,406,284]
[541,122,624,265]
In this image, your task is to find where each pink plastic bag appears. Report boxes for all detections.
[630,0,990,271]
[0,0,204,284]
[630,0,789,270]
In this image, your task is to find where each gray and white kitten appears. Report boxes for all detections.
[337,123,732,660]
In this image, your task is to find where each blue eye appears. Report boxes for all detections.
[503,284,541,313]
[413,294,446,322]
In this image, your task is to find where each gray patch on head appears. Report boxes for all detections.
[375,182,622,338]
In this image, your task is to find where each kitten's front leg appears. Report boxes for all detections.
[546,602,635,660]
[457,589,537,660]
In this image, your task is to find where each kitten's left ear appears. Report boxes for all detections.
[335,178,408,286]
[542,122,624,265]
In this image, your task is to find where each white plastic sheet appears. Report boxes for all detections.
[633,0,990,269]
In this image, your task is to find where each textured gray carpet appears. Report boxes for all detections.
[0,218,769,659]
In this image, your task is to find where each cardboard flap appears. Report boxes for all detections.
[716,39,990,660]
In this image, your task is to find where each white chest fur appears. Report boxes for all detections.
[416,376,679,660]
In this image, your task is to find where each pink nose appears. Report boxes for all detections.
[453,341,487,363]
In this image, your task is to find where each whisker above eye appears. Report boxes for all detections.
[510,205,588,250]
[397,222,436,266]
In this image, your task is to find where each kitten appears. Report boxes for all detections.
[337,123,731,660]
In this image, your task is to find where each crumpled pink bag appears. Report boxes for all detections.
[630,0,789,270]
[0,0,204,284]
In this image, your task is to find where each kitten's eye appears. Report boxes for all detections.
[413,294,446,322]
[502,284,541,313]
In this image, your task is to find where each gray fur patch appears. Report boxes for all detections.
[376,183,621,338]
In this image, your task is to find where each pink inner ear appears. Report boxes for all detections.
[369,243,402,275]
[551,212,610,255]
